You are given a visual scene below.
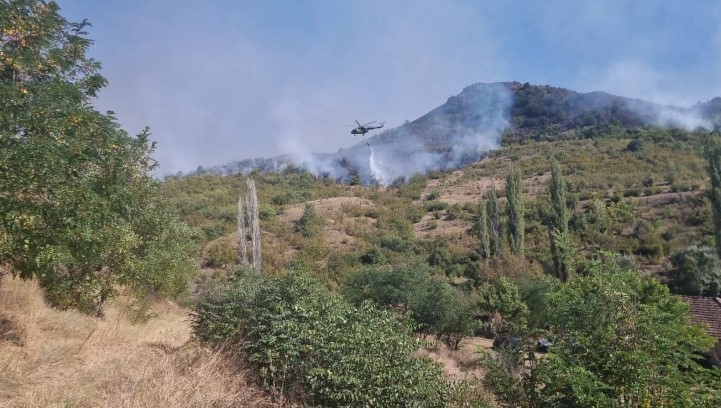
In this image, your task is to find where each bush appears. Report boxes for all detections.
[426,190,441,200]
[192,271,454,407]
[344,264,477,349]
[202,238,235,268]
[379,234,413,252]
[483,263,721,407]
[360,247,387,265]
[296,203,324,238]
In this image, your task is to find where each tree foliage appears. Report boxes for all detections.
[506,168,525,256]
[669,245,721,296]
[487,187,502,257]
[296,203,323,238]
[192,270,459,407]
[475,199,490,259]
[484,262,721,407]
[477,276,529,338]
[343,263,477,349]
[705,131,721,259]
[0,1,197,313]
[548,157,571,281]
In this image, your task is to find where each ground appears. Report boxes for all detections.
[0,276,277,408]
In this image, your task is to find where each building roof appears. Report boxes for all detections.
[679,296,721,339]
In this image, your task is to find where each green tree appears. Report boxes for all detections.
[506,168,525,256]
[669,245,721,296]
[477,276,529,338]
[193,271,455,407]
[296,202,323,238]
[0,1,197,313]
[549,158,571,281]
[487,187,502,257]
[476,200,490,259]
[484,263,721,407]
[705,130,721,259]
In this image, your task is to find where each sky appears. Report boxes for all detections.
[57,0,721,175]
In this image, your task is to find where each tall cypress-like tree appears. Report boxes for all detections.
[487,187,502,257]
[477,200,490,259]
[506,168,525,256]
[706,130,721,259]
[549,158,570,281]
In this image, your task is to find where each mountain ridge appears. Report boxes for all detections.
[185,82,721,181]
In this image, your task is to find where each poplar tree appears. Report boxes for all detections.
[487,187,502,257]
[506,168,525,256]
[476,200,490,259]
[549,158,570,281]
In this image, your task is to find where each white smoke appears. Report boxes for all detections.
[333,82,513,185]
[368,145,392,185]
[187,82,514,184]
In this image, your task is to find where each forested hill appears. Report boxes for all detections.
[502,81,721,142]
[191,82,721,179]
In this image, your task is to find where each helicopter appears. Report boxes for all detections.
[349,120,384,136]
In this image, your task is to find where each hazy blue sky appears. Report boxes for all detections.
[57,0,721,175]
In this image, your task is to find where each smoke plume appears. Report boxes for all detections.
[198,82,513,185]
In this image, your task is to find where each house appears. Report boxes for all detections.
[679,296,721,366]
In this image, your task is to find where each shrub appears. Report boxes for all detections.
[426,190,441,200]
[296,203,324,238]
[202,238,235,268]
[360,247,387,265]
[192,271,454,407]
[483,263,721,407]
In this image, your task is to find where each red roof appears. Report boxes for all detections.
[679,296,721,339]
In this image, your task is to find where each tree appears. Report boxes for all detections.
[506,168,525,256]
[477,276,529,338]
[476,200,490,259]
[705,131,721,259]
[549,158,571,281]
[0,1,197,313]
[484,262,721,407]
[487,187,502,257]
[236,178,262,270]
[237,196,247,265]
[296,202,323,238]
[669,245,721,296]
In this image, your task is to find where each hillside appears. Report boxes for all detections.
[0,275,276,407]
[164,83,716,285]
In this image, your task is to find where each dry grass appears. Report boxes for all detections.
[418,337,494,382]
[0,276,277,408]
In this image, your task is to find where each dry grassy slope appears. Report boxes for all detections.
[0,276,277,408]
[193,135,710,280]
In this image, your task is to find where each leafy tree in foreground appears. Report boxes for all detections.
[484,262,721,407]
[193,270,462,407]
[0,1,197,313]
